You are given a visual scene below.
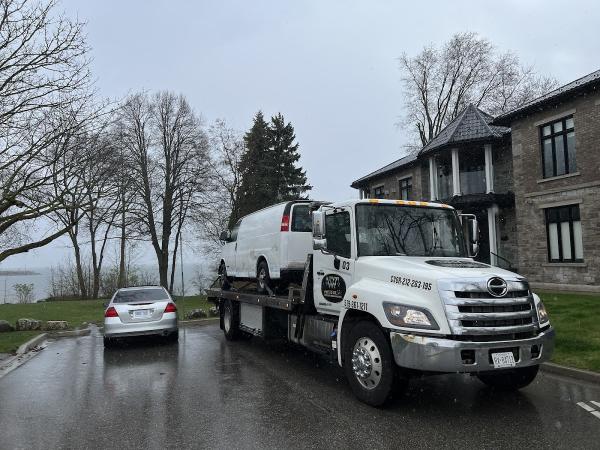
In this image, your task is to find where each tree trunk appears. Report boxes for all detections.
[169,228,181,294]
[69,231,87,299]
[117,197,127,288]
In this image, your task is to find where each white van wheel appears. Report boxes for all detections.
[257,260,271,294]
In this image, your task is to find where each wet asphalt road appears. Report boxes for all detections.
[1,324,600,450]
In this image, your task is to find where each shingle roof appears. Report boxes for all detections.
[418,104,509,156]
[493,69,600,125]
[350,153,417,188]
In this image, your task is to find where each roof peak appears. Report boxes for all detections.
[418,104,509,156]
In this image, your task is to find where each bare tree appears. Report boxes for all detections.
[0,0,96,262]
[118,92,210,291]
[194,119,245,256]
[399,32,558,149]
[84,129,121,298]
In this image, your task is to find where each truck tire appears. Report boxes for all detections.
[256,260,271,294]
[222,299,243,341]
[476,365,539,390]
[343,321,404,406]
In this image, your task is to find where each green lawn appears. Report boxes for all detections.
[0,331,41,354]
[0,295,212,354]
[539,291,600,373]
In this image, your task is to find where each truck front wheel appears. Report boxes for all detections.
[476,365,539,390]
[343,321,405,406]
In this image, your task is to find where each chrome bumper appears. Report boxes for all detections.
[104,315,178,338]
[390,327,555,373]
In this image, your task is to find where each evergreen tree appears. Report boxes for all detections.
[234,111,274,223]
[232,111,311,226]
[268,113,311,201]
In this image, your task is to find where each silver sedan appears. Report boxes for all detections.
[103,286,178,347]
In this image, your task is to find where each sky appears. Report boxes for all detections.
[4,0,600,269]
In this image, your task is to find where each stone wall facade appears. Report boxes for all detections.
[363,163,423,201]
[510,90,600,291]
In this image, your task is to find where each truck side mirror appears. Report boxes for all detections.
[313,238,327,251]
[219,230,231,242]
[312,210,327,251]
[460,214,479,257]
[312,211,325,238]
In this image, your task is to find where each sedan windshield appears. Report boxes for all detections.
[356,204,466,257]
[113,288,169,303]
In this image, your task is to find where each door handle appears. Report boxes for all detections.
[317,270,325,276]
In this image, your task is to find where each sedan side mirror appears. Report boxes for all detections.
[219,230,231,242]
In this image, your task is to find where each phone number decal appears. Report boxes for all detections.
[390,275,432,291]
[344,299,368,311]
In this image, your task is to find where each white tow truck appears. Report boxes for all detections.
[207,199,555,406]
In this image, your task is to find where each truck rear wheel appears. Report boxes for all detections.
[343,321,405,406]
[222,299,242,341]
[476,365,539,390]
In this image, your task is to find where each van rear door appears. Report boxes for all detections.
[282,203,313,269]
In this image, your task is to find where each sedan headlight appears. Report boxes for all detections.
[383,302,439,330]
[535,299,550,326]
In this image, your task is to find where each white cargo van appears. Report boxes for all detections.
[219,201,314,292]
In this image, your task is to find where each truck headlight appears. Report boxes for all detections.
[536,299,550,326]
[383,302,439,330]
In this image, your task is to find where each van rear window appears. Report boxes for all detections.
[291,204,311,232]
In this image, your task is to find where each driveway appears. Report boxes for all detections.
[1,325,599,449]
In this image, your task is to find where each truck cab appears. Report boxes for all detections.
[311,199,554,404]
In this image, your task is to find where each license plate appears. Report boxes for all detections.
[491,351,516,368]
[133,309,150,319]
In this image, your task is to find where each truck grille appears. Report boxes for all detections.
[439,278,539,339]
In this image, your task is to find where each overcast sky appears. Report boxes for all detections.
[4,0,600,269]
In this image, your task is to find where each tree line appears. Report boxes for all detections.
[1,1,556,300]
[0,0,310,298]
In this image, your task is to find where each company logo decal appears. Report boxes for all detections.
[487,277,508,297]
[321,274,346,303]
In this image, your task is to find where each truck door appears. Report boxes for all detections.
[313,207,355,315]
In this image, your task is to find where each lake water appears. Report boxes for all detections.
[0,262,216,304]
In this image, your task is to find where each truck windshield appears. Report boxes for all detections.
[356,204,467,257]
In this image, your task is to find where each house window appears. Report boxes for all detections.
[373,185,385,199]
[435,153,453,199]
[459,148,486,194]
[399,177,412,200]
[540,116,576,178]
[545,205,583,263]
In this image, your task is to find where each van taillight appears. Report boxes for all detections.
[105,307,118,318]
[281,214,290,232]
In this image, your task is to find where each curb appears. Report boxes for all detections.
[48,327,92,338]
[541,362,600,384]
[179,317,219,327]
[16,333,48,355]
